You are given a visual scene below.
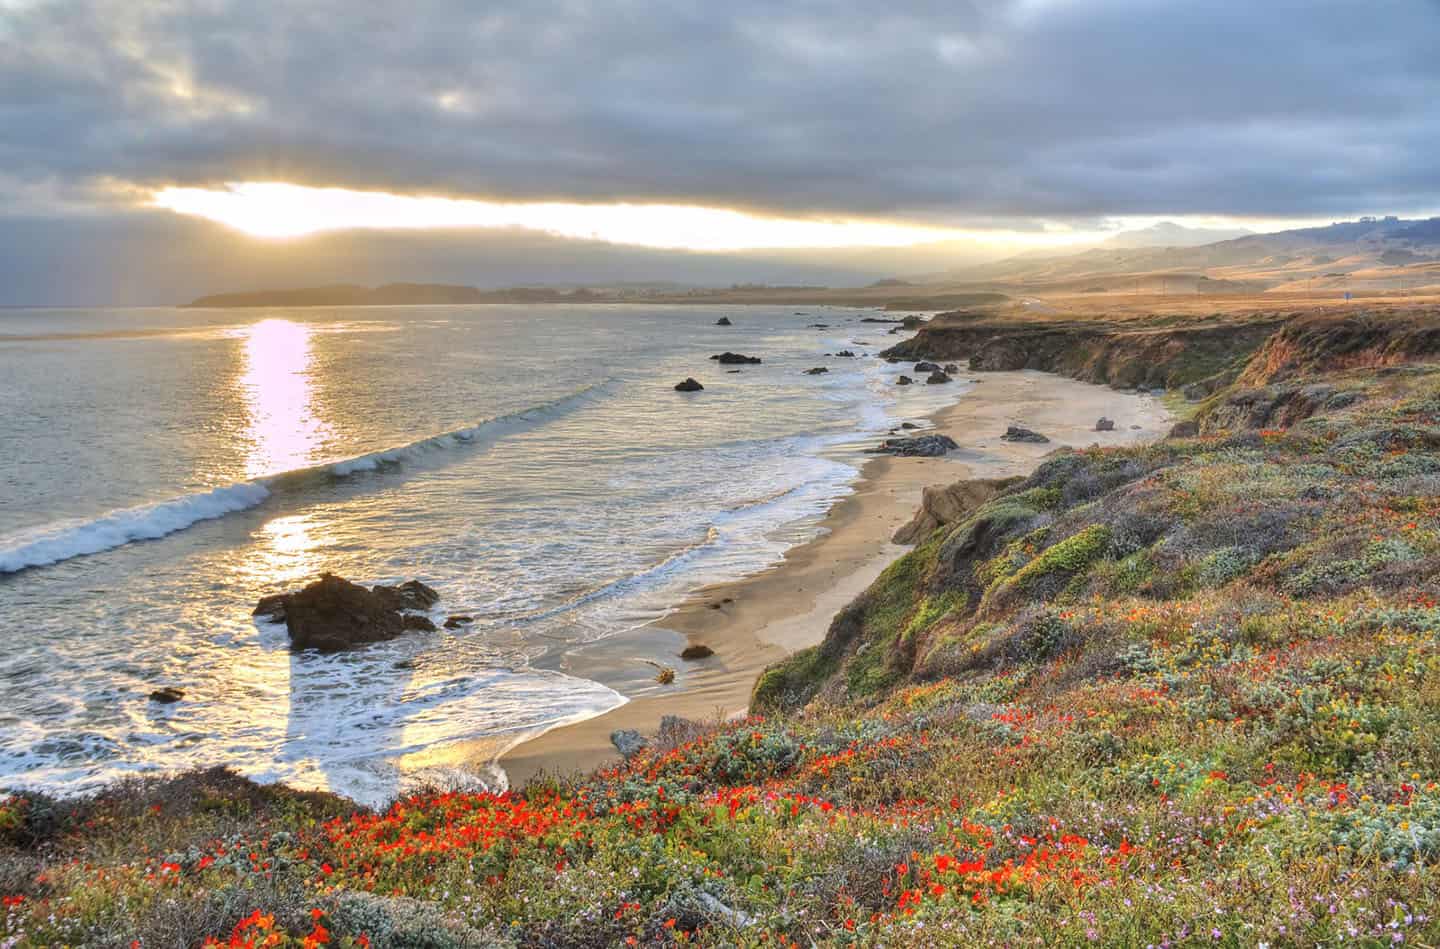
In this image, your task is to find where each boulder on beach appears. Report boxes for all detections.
[895,375,913,385]
[835,350,857,358]
[1095,417,1116,431]
[1000,426,1050,444]
[900,422,918,429]
[710,352,762,364]
[803,367,829,375]
[254,573,441,653]
[926,371,952,384]
[148,687,185,704]
[715,316,732,326]
[866,434,959,457]
[914,361,941,373]
[674,378,704,392]
[679,644,715,660]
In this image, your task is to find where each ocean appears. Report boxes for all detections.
[0,303,963,805]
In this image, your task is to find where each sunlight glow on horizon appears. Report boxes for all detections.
[151,181,1101,251]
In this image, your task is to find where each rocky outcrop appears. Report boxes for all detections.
[884,314,1283,390]
[254,573,440,652]
[611,729,649,759]
[675,378,704,391]
[866,434,958,457]
[892,476,1024,544]
[1000,426,1049,443]
[1197,382,1365,433]
[711,352,762,364]
[1235,310,1440,386]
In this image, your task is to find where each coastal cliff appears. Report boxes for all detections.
[883,310,1283,390]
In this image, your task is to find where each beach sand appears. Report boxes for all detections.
[497,370,1172,787]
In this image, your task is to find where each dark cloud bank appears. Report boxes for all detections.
[2,0,1438,303]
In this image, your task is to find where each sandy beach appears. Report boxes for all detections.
[498,370,1173,787]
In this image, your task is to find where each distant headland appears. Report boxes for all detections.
[184,283,608,308]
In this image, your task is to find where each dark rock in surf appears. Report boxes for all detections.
[149,687,185,704]
[256,573,440,653]
[444,615,474,629]
[803,367,829,375]
[926,371,952,384]
[900,422,918,429]
[253,593,288,623]
[835,350,857,358]
[944,364,959,374]
[1000,426,1050,444]
[896,375,913,386]
[680,644,715,660]
[1095,417,1116,432]
[866,434,959,457]
[914,361,941,373]
[675,378,704,392]
[710,352,762,364]
[371,579,440,612]
[715,316,732,326]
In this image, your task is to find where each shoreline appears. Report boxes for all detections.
[497,370,1173,788]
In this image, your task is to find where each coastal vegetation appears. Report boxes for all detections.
[3,309,1439,946]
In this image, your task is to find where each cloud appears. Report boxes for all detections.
[2,0,1438,226]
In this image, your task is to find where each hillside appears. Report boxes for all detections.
[927,216,1440,299]
[2,308,1439,946]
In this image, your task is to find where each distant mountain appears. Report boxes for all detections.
[1103,221,1252,248]
[933,216,1440,293]
[186,283,607,308]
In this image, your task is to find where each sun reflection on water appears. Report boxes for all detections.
[240,318,329,479]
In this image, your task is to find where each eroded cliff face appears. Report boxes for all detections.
[883,312,1282,390]
[757,309,1440,716]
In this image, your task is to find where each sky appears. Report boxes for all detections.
[2,0,1439,304]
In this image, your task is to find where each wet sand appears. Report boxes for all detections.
[497,370,1172,787]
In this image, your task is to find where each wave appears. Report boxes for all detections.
[0,380,615,575]
[511,454,856,628]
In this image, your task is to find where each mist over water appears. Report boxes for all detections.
[0,304,961,806]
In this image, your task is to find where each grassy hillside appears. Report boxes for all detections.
[3,312,1439,947]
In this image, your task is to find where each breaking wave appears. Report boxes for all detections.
[0,380,615,574]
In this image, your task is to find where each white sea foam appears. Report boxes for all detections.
[0,482,273,574]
